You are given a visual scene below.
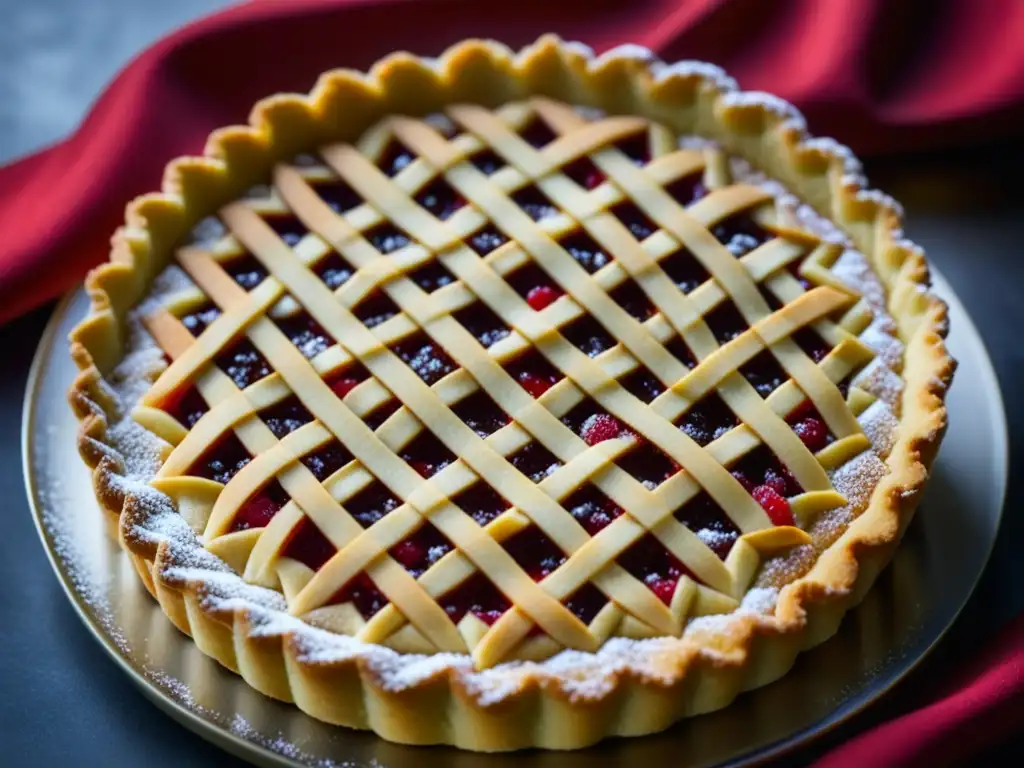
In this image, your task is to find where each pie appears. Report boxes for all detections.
[68,36,953,751]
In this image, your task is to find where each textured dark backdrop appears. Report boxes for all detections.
[1,1,1022,766]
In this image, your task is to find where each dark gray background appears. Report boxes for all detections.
[2,1,1022,766]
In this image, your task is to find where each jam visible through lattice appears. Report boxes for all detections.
[158,102,860,639]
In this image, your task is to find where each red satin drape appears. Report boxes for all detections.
[1,0,1022,324]
[2,0,1023,762]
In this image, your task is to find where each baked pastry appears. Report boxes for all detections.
[68,36,953,751]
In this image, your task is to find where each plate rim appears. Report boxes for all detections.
[22,269,1008,767]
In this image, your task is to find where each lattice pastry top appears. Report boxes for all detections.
[115,95,905,670]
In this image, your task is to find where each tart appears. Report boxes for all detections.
[68,36,953,751]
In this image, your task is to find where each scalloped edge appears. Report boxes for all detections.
[65,35,954,751]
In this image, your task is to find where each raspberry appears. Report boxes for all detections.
[584,170,606,189]
[328,376,361,399]
[753,485,794,527]
[234,493,280,530]
[526,284,562,311]
[581,413,622,445]
[391,540,426,568]
[762,467,787,495]
[518,371,555,398]
[649,577,677,605]
[794,417,829,452]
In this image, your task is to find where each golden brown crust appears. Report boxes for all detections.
[66,35,954,750]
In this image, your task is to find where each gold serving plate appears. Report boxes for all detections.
[24,270,1006,767]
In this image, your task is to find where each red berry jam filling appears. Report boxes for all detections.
[223,253,269,291]
[616,441,677,487]
[391,333,456,386]
[180,304,222,336]
[231,480,289,532]
[562,315,616,358]
[408,260,456,293]
[519,119,557,149]
[565,583,608,624]
[453,483,511,527]
[507,263,557,300]
[260,395,314,439]
[366,223,411,255]
[705,302,750,344]
[301,440,353,482]
[740,351,788,398]
[188,433,252,484]
[621,368,666,404]
[665,174,709,207]
[731,445,803,498]
[450,391,510,437]
[512,186,558,221]
[453,301,510,348]
[314,251,355,290]
[673,493,741,560]
[215,340,272,389]
[161,385,208,428]
[609,279,655,321]
[275,312,335,359]
[504,351,561,398]
[665,334,698,367]
[565,486,624,536]
[659,249,711,294]
[615,132,651,166]
[377,141,416,177]
[612,202,658,241]
[558,231,611,273]
[325,364,368,400]
[400,432,456,478]
[509,442,562,483]
[675,393,738,446]
[415,178,465,220]
[618,533,690,600]
[712,213,772,257]
[345,482,401,528]
[331,573,389,618]
[471,150,504,175]
[266,215,309,248]
[388,524,452,578]
[793,327,832,363]
[353,291,399,328]
[440,573,510,625]
[467,225,508,255]
[283,517,336,571]
[562,157,605,189]
[504,526,566,583]
[312,178,362,214]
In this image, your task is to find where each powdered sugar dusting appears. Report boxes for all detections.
[654,61,738,91]
[720,91,807,131]
[854,358,905,409]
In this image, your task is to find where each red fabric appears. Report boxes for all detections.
[815,615,1024,768]
[2,0,1024,323]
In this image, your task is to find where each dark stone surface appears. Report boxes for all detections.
[1,3,1022,765]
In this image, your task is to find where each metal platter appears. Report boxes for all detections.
[24,268,1007,767]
